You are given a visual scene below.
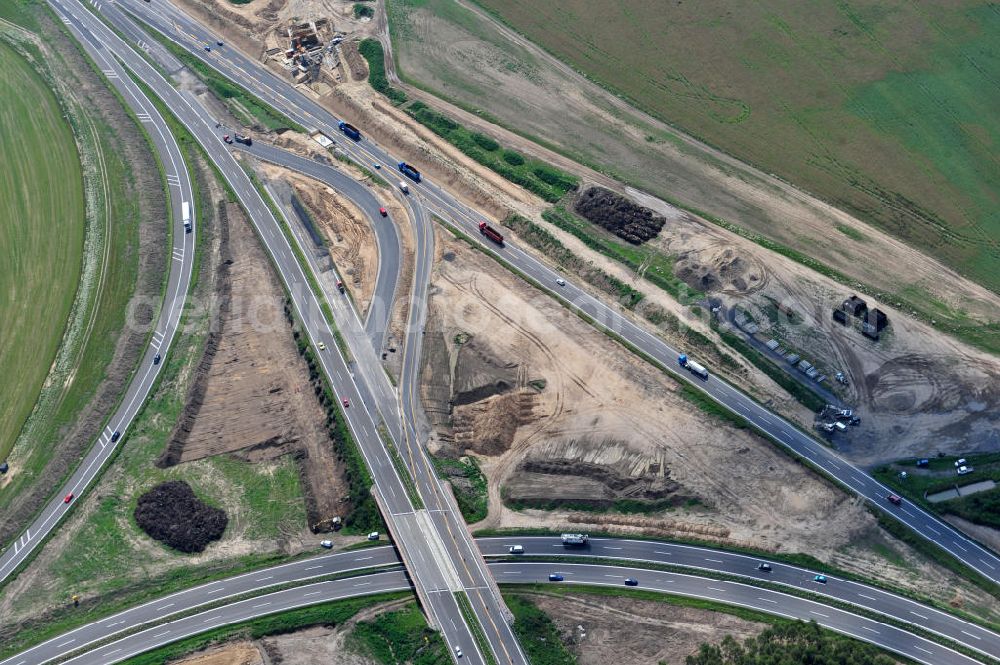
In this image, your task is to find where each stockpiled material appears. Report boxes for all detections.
[133,480,228,553]
[574,186,666,244]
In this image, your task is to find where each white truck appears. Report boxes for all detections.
[182,201,192,234]
[678,354,708,379]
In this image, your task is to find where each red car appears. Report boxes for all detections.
[223,134,233,144]
[342,398,350,408]
[64,493,74,504]
[379,207,388,217]
[887,494,902,506]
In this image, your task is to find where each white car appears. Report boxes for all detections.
[367,532,380,541]
[957,465,974,476]
[509,545,524,554]
[555,278,566,286]
[318,342,326,350]
[320,540,333,549]
[399,181,409,194]
[954,458,967,467]
[454,646,463,658]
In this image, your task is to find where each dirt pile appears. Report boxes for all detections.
[505,447,693,511]
[421,330,538,456]
[454,390,537,456]
[674,246,765,294]
[342,41,367,82]
[574,186,665,244]
[134,480,228,553]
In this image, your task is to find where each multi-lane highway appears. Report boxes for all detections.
[4,537,995,665]
[44,1,522,662]
[0,6,196,585]
[8,2,996,665]
[119,0,1000,586]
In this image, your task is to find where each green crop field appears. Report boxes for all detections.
[469,0,1000,292]
[0,41,85,461]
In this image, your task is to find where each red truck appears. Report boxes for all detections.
[479,222,504,246]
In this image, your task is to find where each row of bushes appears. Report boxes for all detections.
[406,101,578,202]
[358,38,407,105]
[287,302,383,533]
[503,495,686,515]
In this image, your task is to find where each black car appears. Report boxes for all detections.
[757,562,772,572]
[624,577,639,586]
[110,431,121,443]
[153,353,161,365]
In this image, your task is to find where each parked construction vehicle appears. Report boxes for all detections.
[478,222,504,246]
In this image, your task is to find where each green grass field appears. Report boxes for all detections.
[0,41,85,461]
[470,0,1000,293]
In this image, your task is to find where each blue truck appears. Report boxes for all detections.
[338,121,361,141]
[398,161,421,182]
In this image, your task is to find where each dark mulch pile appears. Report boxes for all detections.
[574,186,666,244]
[133,480,228,553]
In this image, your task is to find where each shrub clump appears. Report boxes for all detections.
[358,38,406,105]
[134,480,228,553]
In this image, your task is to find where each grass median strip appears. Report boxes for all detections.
[377,422,424,509]
[49,567,406,665]
[137,19,305,133]
[453,591,498,665]
[479,528,1000,632]
[113,591,411,665]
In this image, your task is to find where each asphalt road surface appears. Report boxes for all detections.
[232,139,402,350]
[122,0,1000,586]
[22,5,998,665]
[0,4,196,586]
[5,553,990,665]
[46,2,521,662]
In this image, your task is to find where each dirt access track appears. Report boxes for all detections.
[421,229,868,554]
